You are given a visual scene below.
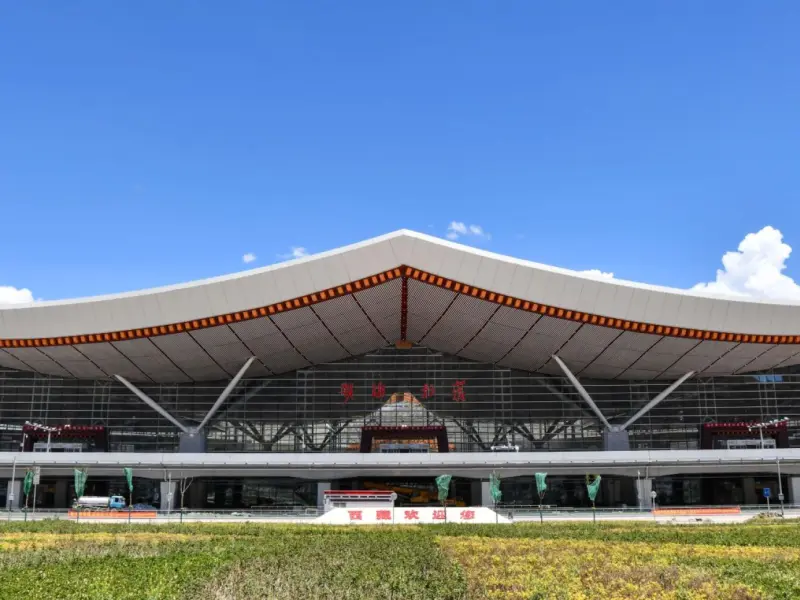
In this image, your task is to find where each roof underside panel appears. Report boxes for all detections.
[37,346,108,379]
[459,305,541,364]
[228,318,309,376]
[310,295,388,356]
[406,279,457,342]
[353,277,402,343]
[188,326,271,378]
[5,231,800,382]
[112,339,191,382]
[421,294,498,355]
[73,342,150,381]
[271,307,350,365]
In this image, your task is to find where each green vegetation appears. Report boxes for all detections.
[1,520,800,599]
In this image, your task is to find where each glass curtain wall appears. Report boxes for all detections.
[0,347,798,453]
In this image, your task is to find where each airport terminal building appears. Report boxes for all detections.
[2,230,800,512]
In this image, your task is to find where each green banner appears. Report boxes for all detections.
[535,472,548,496]
[435,474,452,503]
[123,467,134,493]
[23,470,34,496]
[74,469,88,498]
[587,475,602,502]
[489,472,502,504]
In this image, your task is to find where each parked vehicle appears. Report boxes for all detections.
[75,495,127,510]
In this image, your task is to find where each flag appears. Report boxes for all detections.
[74,469,88,498]
[587,475,602,502]
[23,470,34,496]
[489,472,502,504]
[535,472,548,496]
[123,467,134,493]
[435,474,452,503]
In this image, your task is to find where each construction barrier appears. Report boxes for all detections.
[68,510,158,519]
[653,507,741,516]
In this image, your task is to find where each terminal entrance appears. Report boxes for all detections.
[346,478,472,506]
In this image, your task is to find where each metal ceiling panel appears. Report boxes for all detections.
[37,346,108,379]
[312,296,387,355]
[229,316,309,373]
[557,324,622,365]
[353,279,401,343]
[229,316,281,340]
[75,342,150,381]
[232,329,308,374]
[459,306,540,364]
[120,354,193,383]
[667,343,736,374]
[501,317,582,372]
[587,348,647,372]
[189,325,271,377]
[608,331,663,352]
[112,339,190,382]
[578,364,627,379]
[649,337,702,355]
[685,340,738,358]
[619,368,662,381]
[490,305,543,332]
[459,338,519,364]
[626,351,684,372]
[4,348,73,378]
[421,295,498,354]
[702,343,773,375]
[406,280,457,342]
[0,349,35,372]
[778,352,800,368]
[737,344,800,373]
[261,349,311,374]
[151,332,229,381]
[537,357,591,376]
[271,307,349,364]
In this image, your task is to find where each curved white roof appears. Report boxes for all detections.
[2,230,800,382]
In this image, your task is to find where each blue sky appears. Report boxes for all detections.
[2,2,800,303]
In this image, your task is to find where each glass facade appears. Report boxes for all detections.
[0,346,798,453]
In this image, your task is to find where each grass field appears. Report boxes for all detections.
[1,520,799,599]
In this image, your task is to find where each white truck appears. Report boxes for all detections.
[75,495,127,510]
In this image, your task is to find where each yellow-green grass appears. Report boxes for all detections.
[1,521,800,599]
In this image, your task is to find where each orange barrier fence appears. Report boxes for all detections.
[68,510,158,519]
[653,507,741,516]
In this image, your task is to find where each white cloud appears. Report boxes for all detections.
[0,286,35,306]
[242,252,256,264]
[278,246,310,260]
[692,226,800,301]
[580,269,615,280]
[446,221,491,241]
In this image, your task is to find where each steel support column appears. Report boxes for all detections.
[552,354,694,451]
[115,357,256,453]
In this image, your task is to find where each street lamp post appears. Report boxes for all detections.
[748,417,789,517]
[7,456,16,520]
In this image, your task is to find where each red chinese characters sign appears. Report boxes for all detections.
[459,509,475,521]
[452,380,466,402]
[404,510,419,521]
[376,510,392,521]
[372,382,386,400]
[340,383,354,404]
[432,509,446,521]
[348,510,362,521]
[421,384,436,399]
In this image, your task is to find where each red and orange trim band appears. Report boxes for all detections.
[1,265,799,348]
